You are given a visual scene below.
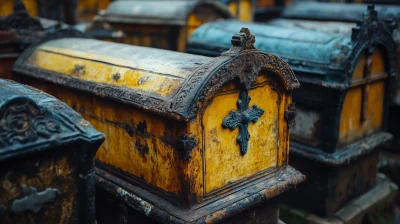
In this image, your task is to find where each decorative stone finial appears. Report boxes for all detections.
[222,27,257,55]
[14,0,27,14]
[351,5,379,41]
[231,27,255,50]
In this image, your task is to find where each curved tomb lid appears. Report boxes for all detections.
[101,0,233,25]
[267,18,356,35]
[14,28,299,121]
[0,79,104,161]
[187,17,396,86]
[188,19,350,70]
[283,2,400,22]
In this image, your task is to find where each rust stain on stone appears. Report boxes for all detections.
[112,73,121,82]
[210,128,220,144]
[137,121,147,134]
[121,123,134,137]
[135,139,149,156]
[70,65,85,76]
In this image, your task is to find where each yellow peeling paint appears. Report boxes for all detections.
[0,154,76,223]
[18,56,292,204]
[338,49,386,146]
[339,82,385,146]
[33,44,190,79]
[76,95,182,194]
[28,48,183,97]
[202,75,285,193]
[15,80,184,195]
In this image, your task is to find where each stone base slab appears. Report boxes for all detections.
[280,174,398,224]
[379,149,400,206]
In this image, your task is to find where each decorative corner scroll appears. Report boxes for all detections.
[284,103,296,128]
[222,90,264,155]
[0,97,63,148]
[10,187,59,214]
[0,1,43,31]
[222,27,257,55]
[176,134,196,161]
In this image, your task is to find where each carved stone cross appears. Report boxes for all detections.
[222,90,264,155]
[361,54,373,123]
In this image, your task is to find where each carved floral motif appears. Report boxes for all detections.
[0,98,62,147]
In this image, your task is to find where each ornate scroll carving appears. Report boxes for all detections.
[222,90,264,155]
[172,51,299,118]
[0,97,63,147]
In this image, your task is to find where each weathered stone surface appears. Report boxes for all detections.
[280,174,398,224]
